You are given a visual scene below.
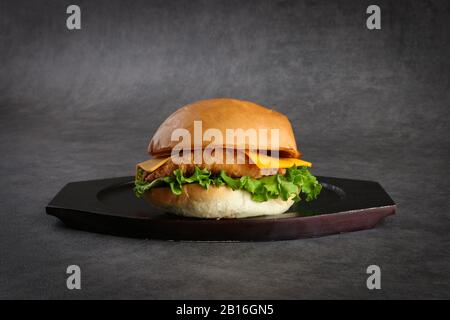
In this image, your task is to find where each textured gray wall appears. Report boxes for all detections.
[0,0,449,299]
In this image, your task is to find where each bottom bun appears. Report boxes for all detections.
[144,184,294,219]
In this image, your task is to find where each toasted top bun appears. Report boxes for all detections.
[148,98,300,158]
[144,184,294,219]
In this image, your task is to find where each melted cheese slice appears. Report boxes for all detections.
[137,157,170,173]
[136,151,311,175]
[246,151,312,169]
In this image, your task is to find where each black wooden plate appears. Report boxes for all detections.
[46,176,396,241]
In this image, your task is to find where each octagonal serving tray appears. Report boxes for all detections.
[46,176,396,241]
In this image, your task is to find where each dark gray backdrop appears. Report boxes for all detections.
[0,0,449,299]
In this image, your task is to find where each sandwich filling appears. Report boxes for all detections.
[134,153,322,203]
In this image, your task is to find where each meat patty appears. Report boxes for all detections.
[142,159,285,182]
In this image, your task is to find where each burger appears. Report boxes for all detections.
[134,98,322,219]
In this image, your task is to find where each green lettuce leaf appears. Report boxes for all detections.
[134,165,322,203]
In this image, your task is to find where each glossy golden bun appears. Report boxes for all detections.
[148,98,300,158]
[144,184,295,219]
